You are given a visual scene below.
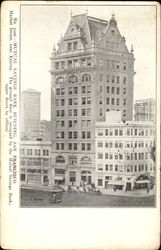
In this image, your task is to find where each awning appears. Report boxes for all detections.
[136,180,151,184]
[54,175,64,180]
[108,180,124,186]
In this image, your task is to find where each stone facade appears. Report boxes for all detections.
[50,14,135,185]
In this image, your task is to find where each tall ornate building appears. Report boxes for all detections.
[50,13,135,185]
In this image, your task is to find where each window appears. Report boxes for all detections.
[98,142,103,147]
[82,131,85,139]
[69,75,77,83]
[69,87,72,94]
[98,153,103,159]
[116,61,120,69]
[111,87,115,94]
[116,76,120,83]
[82,109,86,116]
[73,120,77,127]
[82,143,85,150]
[106,75,110,82]
[106,86,110,93]
[123,99,126,105]
[98,129,103,136]
[68,42,72,50]
[35,149,40,156]
[69,171,76,182]
[105,164,109,171]
[115,165,118,171]
[81,58,86,66]
[68,109,72,116]
[69,120,72,127]
[56,88,60,95]
[61,61,65,69]
[111,98,115,105]
[73,60,78,67]
[116,87,120,95]
[99,97,103,105]
[68,60,72,68]
[61,88,65,95]
[55,62,60,70]
[68,143,72,150]
[98,179,103,186]
[82,86,86,94]
[61,99,65,106]
[87,97,91,105]
[73,143,77,150]
[56,143,59,150]
[61,110,64,117]
[43,150,49,156]
[98,164,103,171]
[87,143,91,151]
[87,120,91,127]
[56,156,65,163]
[73,41,78,49]
[82,97,86,105]
[111,75,115,83]
[85,85,90,94]
[123,88,126,95]
[56,110,60,117]
[123,77,127,84]
[74,109,77,116]
[73,87,78,94]
[87,58,92,66]
[105,153,108,159]
[82,74,91,82]
[123,63,127,70]
[87,131,91,139]
[116,98,120,105]
[69,131,72,139]
[87,108,91,116]
[57,77,64,84]
[69,98,72,105]
[106,97,110,105]
[61,143,64,150]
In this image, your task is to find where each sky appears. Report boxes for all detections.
[21,3,156,120]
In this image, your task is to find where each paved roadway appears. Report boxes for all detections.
[21,189,155,207]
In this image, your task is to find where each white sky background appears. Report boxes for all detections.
[21,4,156,120]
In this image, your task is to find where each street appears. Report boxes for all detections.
[21,189,155,207]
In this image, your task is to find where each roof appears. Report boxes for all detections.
[22,88,41,94]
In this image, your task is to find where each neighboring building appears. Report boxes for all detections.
[134,98,155,122]
[21,89,41,140]
[20,141,52,185]
[50,13,135,185]
[95,111,155,190]
[39,120,51,141]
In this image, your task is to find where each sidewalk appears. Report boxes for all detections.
[100,188,155,197]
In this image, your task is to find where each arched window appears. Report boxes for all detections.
[56,77,64,84]
[81,156,91,164]
[82,74,91,82]
[69,75,78,83]
[56,155,65,163]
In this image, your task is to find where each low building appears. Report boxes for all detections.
[134,98,155,122]
[20,141,52,185]
[95,111,155,191]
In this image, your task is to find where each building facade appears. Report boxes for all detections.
[20,141,52,185]
[50,13,135,185]
[134,98,155,122]
[95,112,155,190]
[21,89,41,140]
[39,120,51,141]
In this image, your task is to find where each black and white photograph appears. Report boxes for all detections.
[19,3,157,207]
[1,1,160,249]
